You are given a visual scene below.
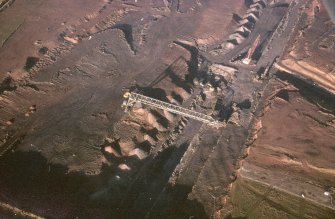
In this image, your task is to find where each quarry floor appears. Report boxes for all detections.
[0,0,334,219]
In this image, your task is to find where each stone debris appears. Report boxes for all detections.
[104,146,121,157]
[129,148,148,160]
[118,163,131,171]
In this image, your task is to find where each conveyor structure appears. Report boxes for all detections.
[122,92,225,128]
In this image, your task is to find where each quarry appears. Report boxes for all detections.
[0,0,334,218]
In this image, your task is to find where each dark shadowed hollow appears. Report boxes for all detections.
[0,148,209,219]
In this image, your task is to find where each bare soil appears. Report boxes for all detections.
[1,0,335,218]
[236,73,335,218]
[278,0,335,93]
[0,0,249,218]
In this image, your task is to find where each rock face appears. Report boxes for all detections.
[278,0,335,94]
[234,75,335,218]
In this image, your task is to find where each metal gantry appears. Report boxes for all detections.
[122,92,225,128]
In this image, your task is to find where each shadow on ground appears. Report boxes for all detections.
[0,149,208,219]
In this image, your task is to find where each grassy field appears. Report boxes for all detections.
[0,15,23,48]
[229,178,335,219]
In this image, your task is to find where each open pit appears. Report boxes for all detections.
[0,0,335,218]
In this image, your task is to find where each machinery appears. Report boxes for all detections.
[122,92,225,128]
[243,34,261,65]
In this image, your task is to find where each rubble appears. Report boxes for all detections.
[209,64,238,82]
[129,148,148,160]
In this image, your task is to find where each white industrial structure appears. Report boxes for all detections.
[122,92,225,128]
